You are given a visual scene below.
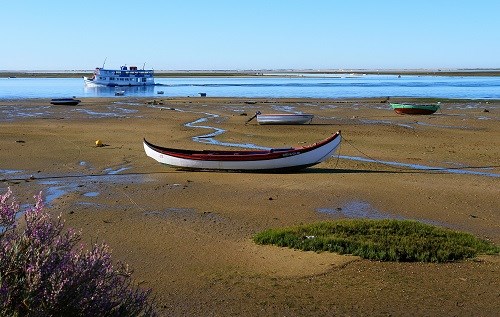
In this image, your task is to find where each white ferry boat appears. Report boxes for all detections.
[83,65,155,87]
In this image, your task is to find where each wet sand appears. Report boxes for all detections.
[1,97,499,316]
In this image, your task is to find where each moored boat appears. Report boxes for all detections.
[390,103,440,115]
[50,98,81,105]
[257,113,314,125]
[143,131,341,172]
[83,65,155,87]
[246,111,314,125]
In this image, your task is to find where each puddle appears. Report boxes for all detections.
[0,164,147,207]
[317,200,444,227]
[112,106,139,114]
[38,180,81,206]
[73,108,123,118]
[0,105,52,122]
[73,105,138,118]
[318,201,404,220]
[1,169,23,176]
[103,166,131,175]
[340,155,500,178]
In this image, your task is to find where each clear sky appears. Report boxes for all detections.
[2,0,499,70]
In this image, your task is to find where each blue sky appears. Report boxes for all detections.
[2,0,499,70]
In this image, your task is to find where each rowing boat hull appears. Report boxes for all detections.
[390,103,439,115]
[256,114,314,125]
[143,131,341,171]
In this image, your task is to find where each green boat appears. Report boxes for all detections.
[390,103,440,115]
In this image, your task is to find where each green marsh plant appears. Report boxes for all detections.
[253,219,499,263]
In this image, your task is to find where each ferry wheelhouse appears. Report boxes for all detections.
[83,65,155,87]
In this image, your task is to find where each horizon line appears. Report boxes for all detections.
[2,68,500,73]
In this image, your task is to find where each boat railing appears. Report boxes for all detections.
[99,69,154,77]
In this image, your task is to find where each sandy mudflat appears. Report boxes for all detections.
[1,97,499,316]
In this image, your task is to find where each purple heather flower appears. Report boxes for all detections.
[0,188,157,316]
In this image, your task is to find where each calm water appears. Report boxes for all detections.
[1,75,499,99]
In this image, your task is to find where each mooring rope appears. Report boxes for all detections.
[331,137,342,170]
[0,170,179,183]
[341,136,406,171]
[340,136,499,176]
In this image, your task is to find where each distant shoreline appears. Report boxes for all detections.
[1,69,500,78]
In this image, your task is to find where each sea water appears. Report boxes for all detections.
[1,75,499,99]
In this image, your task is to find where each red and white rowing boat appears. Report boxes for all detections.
[143,131,341,172]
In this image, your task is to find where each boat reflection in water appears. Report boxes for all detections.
[83,85,156,97]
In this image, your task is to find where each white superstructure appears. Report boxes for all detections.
[83,65,155,87]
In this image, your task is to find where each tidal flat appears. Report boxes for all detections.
[1,97,499,316]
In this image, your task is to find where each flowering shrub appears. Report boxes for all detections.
[0,188,157,316]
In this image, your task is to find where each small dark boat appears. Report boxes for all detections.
[50,98,81,106]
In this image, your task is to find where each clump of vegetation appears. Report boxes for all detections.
[0,188,157,316]
[253,219,499,263]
